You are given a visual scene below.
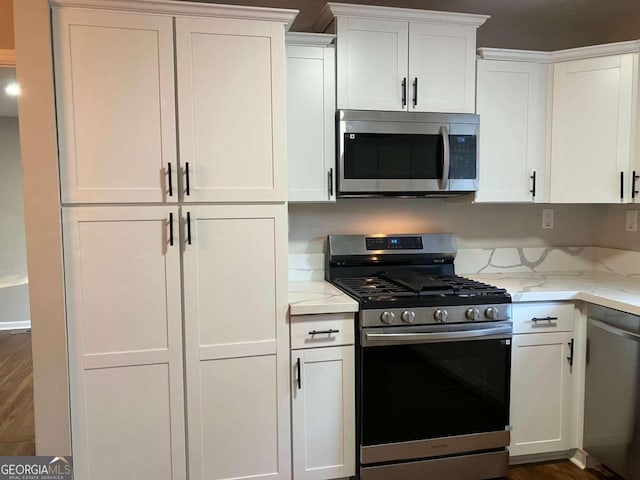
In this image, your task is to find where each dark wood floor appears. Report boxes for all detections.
[0,330,35,455]
[509,460,623,480]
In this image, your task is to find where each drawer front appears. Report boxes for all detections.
[291,313,355,349]
[512,302,574,334]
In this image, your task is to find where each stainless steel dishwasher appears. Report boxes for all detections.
[584,304,640,480]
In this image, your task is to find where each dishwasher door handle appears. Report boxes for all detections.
[589,318,640,342]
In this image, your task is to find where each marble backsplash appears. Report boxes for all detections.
[289,246,640,281]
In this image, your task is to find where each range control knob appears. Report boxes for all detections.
[434,309,448,323]
[485,307,500,320]
[465,308,480,321]
[401,310,416,323]
[380,311,396,325]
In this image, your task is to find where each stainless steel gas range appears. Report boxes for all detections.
[326,233,513,480]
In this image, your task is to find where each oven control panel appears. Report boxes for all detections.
[361,304,512,328]
[366,236,424,250]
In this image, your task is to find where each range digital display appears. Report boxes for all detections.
[365,236,424,250]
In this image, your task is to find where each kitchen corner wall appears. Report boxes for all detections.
[288,199,603,254]
[594,205,640,251]
[0,116,30,326]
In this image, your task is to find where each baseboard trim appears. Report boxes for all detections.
[0,320,31,331]
[509,449,573,465]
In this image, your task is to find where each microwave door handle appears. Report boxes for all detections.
[440,126,450,190]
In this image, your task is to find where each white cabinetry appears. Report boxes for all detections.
[183,204,290,480]
[315,4,488,113]
[550,54,637,203]
[286,33,336,202]
[62,206,186,480]
[290,313,356,480]
[510,303,576,457]
[53,2,296,479]
[53,9,177,204]
[475,55,548,203]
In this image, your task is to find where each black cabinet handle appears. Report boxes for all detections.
[309,329,340,335]
[530,171,536,198]
[328,168,334,198]
[413,77,418,107]
[621,171,624,200]
[296,357,301,390]
[532,316,558,323]
[633,171,639,200]
[185,162,191,196]
[401,78,407,107]
[186,211,192,245]
[168,162,173,197]
[169,212,174,246]
[567,338,575,366]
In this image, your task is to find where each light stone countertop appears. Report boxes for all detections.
[289,281,359,316]
[470,271,640,316]
[290,271,640,317]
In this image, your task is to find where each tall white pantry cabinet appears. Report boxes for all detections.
[52,1,297,479]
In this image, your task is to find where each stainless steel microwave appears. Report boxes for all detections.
[337,110,479,197]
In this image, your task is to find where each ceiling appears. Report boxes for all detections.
[185,0,640,51]
[0,67,18,117]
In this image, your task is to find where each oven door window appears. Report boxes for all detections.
[361,338,511,446]
[343,133,443,180]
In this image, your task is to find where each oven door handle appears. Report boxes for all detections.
[363,325,512,346]
[439,125,450,190]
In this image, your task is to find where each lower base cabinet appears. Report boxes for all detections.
[290,314,355,480]
[509,303,575,457]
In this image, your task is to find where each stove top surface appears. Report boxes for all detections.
[332,272,510,309]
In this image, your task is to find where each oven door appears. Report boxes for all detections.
[359,321,512,465]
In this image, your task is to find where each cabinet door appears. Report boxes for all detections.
[52,9,176,204]
[182,205,289,480]
[287,45,336,202]
[550,54,635,203]
[292,346,355,480]
[176,17,287,203]
[62,206,185,479]
[475,60,548,202]
[408,23,476,113]
[510,332,574,456]
[335,17,408,111]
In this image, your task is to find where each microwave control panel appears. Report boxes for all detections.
[449,135,477,179]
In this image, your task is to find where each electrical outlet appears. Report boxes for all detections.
[626,210,638,232]
[542,209,554,229]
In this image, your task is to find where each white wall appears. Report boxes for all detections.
[593,204,640,251]
[289,198,602,253]
[0,115,30,326]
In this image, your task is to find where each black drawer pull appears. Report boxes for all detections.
[168,212,174,246]
[309,329,340,335]
[296,357,301,390]
[532,316,558,323]
[168,162,173,197]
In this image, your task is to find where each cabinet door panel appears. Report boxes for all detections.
[287,45,336,202]
[336,18,408,111]
[183,205,289,480]
[63,206,185,479]
[53,9,176,203]
[510,332,573,456]
[475,60,547,202]
[292,346,355,480]
[176,17,286,202]
[550,55,635,203]
[409,23,476,113]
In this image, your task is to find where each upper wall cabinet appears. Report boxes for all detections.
[286,33,336,203]
[176,17,287,203]
[53,9,177,204]
[475,52,549,203]
[314,3,488,113]
[550,53,638,203]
